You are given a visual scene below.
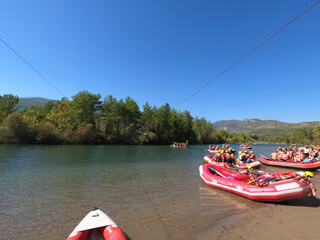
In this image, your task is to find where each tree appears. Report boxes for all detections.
[71,91,101,126]
[141,102,154,131]
[312,125,320,145]
[29,122,60,144]
[46,100,76,131]
[153,103,171,143]
[4,112,30,143]
[121,97,141,143]
[99,95,124,143]
[289,128,309,145]
[0,94,19,121]
[192,117,215,144]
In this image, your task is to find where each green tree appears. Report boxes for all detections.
[312,125,320,145]
[141,102,154,131]
[153,103,171,143]
[99,95,124,143]
[29,122,60,144]
[46,100,76,131]
[4,112,31,143]
[71,91,101,126]
[192,117,215,144]
[216,129,229,143]
[289,128,309,145]
[0,94,19,121]
[121,97,141,143]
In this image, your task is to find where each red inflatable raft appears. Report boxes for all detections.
[199,164,315,202]
[66,208,126,240]
[259,156,320,170]
[204,155,261,169]
[240,145,252,149]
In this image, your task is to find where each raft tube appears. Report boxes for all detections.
[204,155,261,169]
[199,164,313,202]
[259,156,320,170]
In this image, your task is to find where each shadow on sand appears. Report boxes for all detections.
[275,196,320,207]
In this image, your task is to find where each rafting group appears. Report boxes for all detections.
[205,146,261,169]
[259,145,320,170]
[239,144,252,149]
[208,144,229,152]
[269,145,320,162]
[170,142,188,148]
[200,144,318,203]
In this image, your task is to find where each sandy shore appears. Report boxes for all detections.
[208,178,320,240]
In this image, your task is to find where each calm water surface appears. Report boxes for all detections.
[0,144,291,239]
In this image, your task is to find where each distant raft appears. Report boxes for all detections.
[204,155,261,169]
[199,164,315,202]
[170,142,188,148]
[259,156,320,170]
[66,208,126,240]
[239,144,252,149]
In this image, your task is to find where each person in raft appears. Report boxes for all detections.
[270,150,278,160]
[237,151,246,164]
[215,150,222,162]
[243,150,251,163]
[277,148,284,160]
[313,149,320,160]
[220,150,225,162]
[288,146,295,159]
[304,145,310,158]
[294,149,307,162]
[225,149,236,167]
[281,149,289,161]
[249,151,256,161]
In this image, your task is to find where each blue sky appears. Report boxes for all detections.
[1,0,319,123]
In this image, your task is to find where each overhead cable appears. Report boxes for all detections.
[0,38,67,98]
[174,0,320,108]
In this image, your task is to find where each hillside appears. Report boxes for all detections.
[18,97,51,112]
[213,118,320,133]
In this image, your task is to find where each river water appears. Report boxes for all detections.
[0,143,291,239]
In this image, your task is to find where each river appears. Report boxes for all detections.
[0,143,289,239]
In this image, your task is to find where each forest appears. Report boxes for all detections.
[0,92,253,145]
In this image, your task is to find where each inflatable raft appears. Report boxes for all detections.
[207,149,217,154]
[204,155,261,169]
[67,207,126,240]
[199,164,315,202]
[259,156,320,170]
[240,145,252,149]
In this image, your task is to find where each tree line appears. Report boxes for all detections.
[0,92,253,145]
[251,126,320,146]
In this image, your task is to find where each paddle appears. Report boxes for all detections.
[209,167,226,178]
[208,167,234,178]
[260,154,268,159]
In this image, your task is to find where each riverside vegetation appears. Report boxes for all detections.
[0,92,252,145]
[1,92,319,145]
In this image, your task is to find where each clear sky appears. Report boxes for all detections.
[1,0,319,123]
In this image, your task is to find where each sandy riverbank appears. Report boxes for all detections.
[208,178,320,240]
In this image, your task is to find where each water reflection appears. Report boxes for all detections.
[199,185,254,214]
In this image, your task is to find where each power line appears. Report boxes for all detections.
[0,38,67,98]
[175,0,320,108]
[209,80,314,111]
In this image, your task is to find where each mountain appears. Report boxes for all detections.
[213,118,320,134]
[18,97,51,112]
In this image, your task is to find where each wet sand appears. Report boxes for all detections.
[205,178,320,240]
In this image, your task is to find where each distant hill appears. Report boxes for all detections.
[18,97,51,112]
[213,118,320,134]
